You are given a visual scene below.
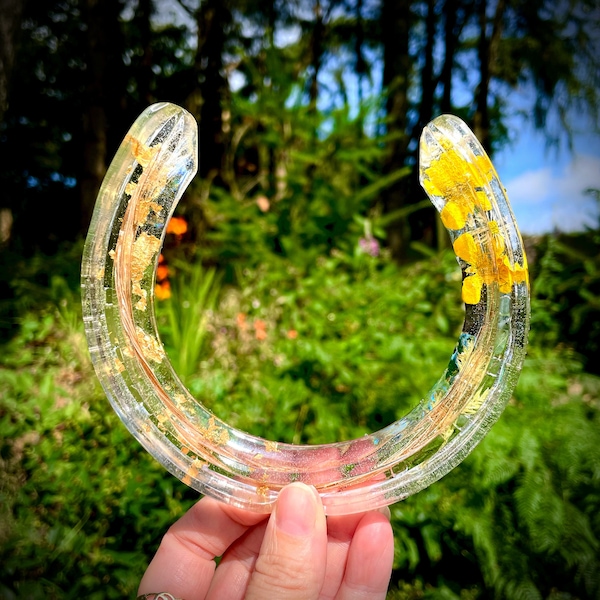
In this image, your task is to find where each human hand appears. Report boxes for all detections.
[138,482,394,600]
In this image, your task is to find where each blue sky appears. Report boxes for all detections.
[494,117,600,236]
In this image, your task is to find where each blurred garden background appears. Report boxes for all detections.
[1,0,600,598]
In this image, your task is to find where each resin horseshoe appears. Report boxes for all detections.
[81,103,530,515]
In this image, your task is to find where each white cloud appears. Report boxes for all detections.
[506,167,554,206]
[505,154,600,234]
[556,154,600,198]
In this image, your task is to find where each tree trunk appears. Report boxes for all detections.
[380,0,412,261]
[404,0,442,254]
[135,0,154,107]
[309,0,324,113]
[190,0,231,181]
[0,0,28,126]
[473,0,505,151]
[80,0,125,231]
[440,0,458,113]
[418,0,436,131]
[355,0,368,136]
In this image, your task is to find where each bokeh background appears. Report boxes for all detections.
[1,0,600,598]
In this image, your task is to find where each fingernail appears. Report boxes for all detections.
[377,506,391,521]
[276,483,319,536]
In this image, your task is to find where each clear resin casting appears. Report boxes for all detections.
[81,103,530,515]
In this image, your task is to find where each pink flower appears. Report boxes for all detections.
[359,236,380,257]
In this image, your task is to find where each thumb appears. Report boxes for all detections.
[245,482,327,600]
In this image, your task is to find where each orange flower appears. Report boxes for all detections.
[166,216,188,236]
[254,319,267,341]
[236,312,247,331]
[287,329,298,339]
[156,264,169,282]
[154,280,171,300]
[256,196,270,212]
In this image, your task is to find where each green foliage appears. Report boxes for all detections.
[197,98,409,272]
[385,346,600,599]
[156,260,221,382]
[170,248,462,444]
[530,229,600,372]
[0,266,196,599]
[2,230,600,598]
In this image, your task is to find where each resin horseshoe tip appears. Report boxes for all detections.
[82,103,530,515]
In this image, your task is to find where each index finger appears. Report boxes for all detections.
[138,496,269,600]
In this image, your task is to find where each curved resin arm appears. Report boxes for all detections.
[81,103,529,515]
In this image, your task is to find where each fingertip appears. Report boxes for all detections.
[245,483,328,600]
[377,505,391,521]
[275,482,322,536]
[360,510,394,556]
[339,510,394,599]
